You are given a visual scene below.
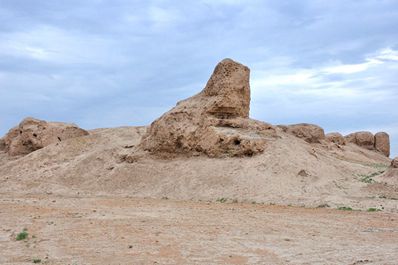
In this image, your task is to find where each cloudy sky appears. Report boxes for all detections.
[0,0,397,156]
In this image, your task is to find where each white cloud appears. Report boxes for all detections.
[0,26,127,65]
[252,48,398,100]
[321,48,398,75]
[374,48,398,61]
[321,60,380,74]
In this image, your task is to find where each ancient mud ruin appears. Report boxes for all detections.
[140,59,276,157]
[2,117,88,156]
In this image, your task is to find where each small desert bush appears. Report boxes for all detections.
[32,258,41,263]
[16,229,28,241]
[367,207,381,212]
[357,170,385,183]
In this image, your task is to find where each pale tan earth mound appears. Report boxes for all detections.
[2,117,88,156]
[140,59,275,157]
[0,125,395,211]
[0,58,396,212]
[325,132,346,145]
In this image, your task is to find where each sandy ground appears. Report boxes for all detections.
[1,194,398,265]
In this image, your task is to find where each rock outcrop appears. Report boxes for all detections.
[345,131,390,157]
[286,124,325,143]
[3,117,89,156]
[325,132,345,145]
[345,131,374,150]
[374,132,390,157]
[140,58,275,157]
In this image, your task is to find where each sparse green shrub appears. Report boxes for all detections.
[16,229,28,241]
[357,170,385,183]
[33,258,41,263]
[367,208,381,212]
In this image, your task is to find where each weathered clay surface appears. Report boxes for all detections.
[374,132,390,157]
[3,117,89,156]
[345,131,375,150]
[140,59,275,157]
[286,124,325,143]
[325,132,346,145]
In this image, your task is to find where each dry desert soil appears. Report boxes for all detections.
[1,194,398,265]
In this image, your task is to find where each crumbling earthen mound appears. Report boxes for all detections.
[139,59,275,157]
[345,131,374,150]
[344,131,390,157]
[325,132,345,145]
[3,117,89,156]
[374,132,390,157]
[286,123,325,143]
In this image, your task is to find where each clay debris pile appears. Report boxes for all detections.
[140,59,275,157]
[1,117,88,156]
[345,131,390,157]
